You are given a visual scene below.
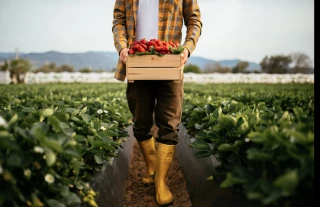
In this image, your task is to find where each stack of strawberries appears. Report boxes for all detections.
[128,38,184,55]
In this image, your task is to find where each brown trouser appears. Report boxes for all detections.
[126,79,184,145]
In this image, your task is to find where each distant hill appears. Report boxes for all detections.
[187,56,260,72]
[0,51,261,72]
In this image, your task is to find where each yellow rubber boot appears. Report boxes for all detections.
[137,137,156,184]
[155,143,176,206]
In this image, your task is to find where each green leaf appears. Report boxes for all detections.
[97,131,112,140]
[273,170,298,193]
[218,140,244,153]
[205,104,214,114]
[44,147,56,167]
[94,154,104,164]
[195,123,205,130]
[218,114,237,128]
[247,192,264,200]
[212,107,222,118]
[194,131,207,139]
[248,132,268,144]
[71,109,80,116]
[48,116,62,133]
[104,129,119,137]
[41,108,54,117]
[257,102,266,110]
[220,172,247,188]
[195,150,212,158]
[8,113,18,125]
[21,107,36,113]
[73,135,87,144]
[247,148,272,161]
[80,106,87,114]
[190,139,211,150]
[61,192,81,206]
[47,199,66,207]
[43,139,63,153]
[207,131,221,141]
[62,148,80,157]
[262,190,282,205]
[40,115,45,122]
[207,176,214,181]
[32,126,46,142]
[236,117,249,135]
[59,186,70,197]
[80,114,91,122]
[55,112,70,122]
[70,116,83,124]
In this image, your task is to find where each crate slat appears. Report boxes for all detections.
[126,55,183,82]
[127,55,182,68]
[127,67,183,81]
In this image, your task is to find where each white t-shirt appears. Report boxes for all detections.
[136,0,159,41]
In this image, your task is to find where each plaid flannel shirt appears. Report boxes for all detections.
[112,0,202,81]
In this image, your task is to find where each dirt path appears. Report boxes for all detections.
[123,139,192,207]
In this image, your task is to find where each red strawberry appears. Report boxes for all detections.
[141,43,147,49]
[162,45,169,52]
[128,49,134,54]
[132,44,139,50]
[155,45,162,52]
[147,41,154,46]
[138,45,145,52]
[140,38,147,44]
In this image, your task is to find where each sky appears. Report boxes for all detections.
[0,0,314,64]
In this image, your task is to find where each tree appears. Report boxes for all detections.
[58,64,74,72]
[79,68,93,73]
[183,64,202,73]
[290,52,313,74]
[0,60,9,71]
[34,63,74,73]
[203,62,231,73]
[232,61,249,73]
[212,63,231,73]
[3,59,32,83]
[260,55,292,74]
[34,62,58,73]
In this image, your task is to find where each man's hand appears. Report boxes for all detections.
[181,48,189,65]
[120,48,129,64]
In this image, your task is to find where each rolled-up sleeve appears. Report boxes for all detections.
[112,0,128,54]
[183,0,202,56]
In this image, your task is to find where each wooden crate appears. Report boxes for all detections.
[126,55,183,82]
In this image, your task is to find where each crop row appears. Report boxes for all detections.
[0,83,130,207]
[0,83,314,207]
[182,83,314,206]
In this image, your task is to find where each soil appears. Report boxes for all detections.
[123,139,192,207]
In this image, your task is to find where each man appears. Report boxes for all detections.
[112,0,202,205]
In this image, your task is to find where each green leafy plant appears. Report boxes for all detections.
[182,83,314,207]
[0,83,131,207]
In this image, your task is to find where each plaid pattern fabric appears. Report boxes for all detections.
[112,0,202,81]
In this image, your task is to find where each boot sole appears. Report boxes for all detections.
[157,198,174,206]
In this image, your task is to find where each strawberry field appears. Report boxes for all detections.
[0,82,314,207]
[182,83,314,206]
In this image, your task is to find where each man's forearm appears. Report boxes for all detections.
[182,0,202,56]
[112,0,128,53]
[183,18,202,56]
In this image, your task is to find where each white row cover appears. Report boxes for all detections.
[0,71,11,84]
[0,71,314,84]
